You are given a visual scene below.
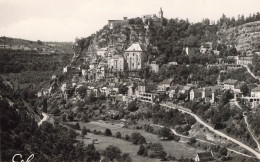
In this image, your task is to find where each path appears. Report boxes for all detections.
[38,113,54,126]
[161,103,260,159]
[140,100,260,159]
[243,65,260,81]
[234,101,260,152]
[38,113,48,126]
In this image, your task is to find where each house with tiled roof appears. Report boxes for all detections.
[237,56,253,65]
[190,86,220,103]
[251,85,260,97]
[223,79,239,91]
[157,78,174,93]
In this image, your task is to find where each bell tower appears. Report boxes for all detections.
[158,7,163,19]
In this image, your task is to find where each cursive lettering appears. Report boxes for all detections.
[12,154,34,162]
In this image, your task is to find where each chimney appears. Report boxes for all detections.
[123,17,127,20]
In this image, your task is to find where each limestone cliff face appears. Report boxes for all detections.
[86,24,149,55]
[218,21,260,52]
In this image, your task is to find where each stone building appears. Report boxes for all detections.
[108,54,125,72]
[124,43,147,70]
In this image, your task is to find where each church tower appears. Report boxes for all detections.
[158,7,163,19]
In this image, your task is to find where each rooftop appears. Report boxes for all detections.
[125,43,145,52]
[160,78,174,85]
[224,79,238,85]
[252,86,260,92]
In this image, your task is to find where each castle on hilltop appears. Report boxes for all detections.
[108,8,164,29]
[142,7,163,24]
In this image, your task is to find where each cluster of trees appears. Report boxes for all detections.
[139,103,196,135]
[0,52,72,73]
[137,143,168,160]
[101,145,131,162]
[145,64,219,88]
[220,67,259,84]
[250,54,260,76]
[248,109,260,135]
[0,98,101,161]
[217,12,260,28]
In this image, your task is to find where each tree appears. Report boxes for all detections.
[162,18,168,26]
[85,144,100,161]
[102,145,122,161]
[37,40,43,45]
[68,112,74,121]
[131,132,146,145]
[74,122,80,130]
[158,127,173,140]
[240,83,249,96]
[137,144,145,155]
[128,101,139,112]
[150,143,163,153]
[115,132,122,138]
[189,137,197,145]
[77,86,87,98]
[81,114,89,122]
[82,126,87,135]
[62,114,67,122]
[88,92,97,103]
[105,128,112,136]
[119,84,128,95]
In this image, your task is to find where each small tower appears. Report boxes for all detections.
[158,7,163,19]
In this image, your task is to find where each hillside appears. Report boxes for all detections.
[0,36,74,54]
[218,21,260,53]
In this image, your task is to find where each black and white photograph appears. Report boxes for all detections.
[1,0,260,161]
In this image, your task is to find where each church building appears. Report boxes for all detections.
[124,43,147,70]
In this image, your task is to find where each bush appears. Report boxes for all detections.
[82,126,87,135]
[124,134,130,141]
[131,132,146,145]
[105,129,112,136]
[74,122,80,130]
[128,101,139,112]
[137,144,145,155]
[115,132,122,138]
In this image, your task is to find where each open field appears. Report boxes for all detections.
[71,121,202,160]
[78,133,160,162]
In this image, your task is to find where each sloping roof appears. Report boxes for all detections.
[161,78,174,85]
[252,86,260,92]
[224,79,238,85]
[235,82,244,89]
[125,43,144,52]
[197,152,213,160]
[183,85,192,91]
[239,56,253,61]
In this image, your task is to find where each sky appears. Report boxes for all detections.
[0,0,259,42]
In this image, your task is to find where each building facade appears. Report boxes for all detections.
[124,43,147,70]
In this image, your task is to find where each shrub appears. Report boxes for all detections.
[105,129,112,136]
[115,132,122,138]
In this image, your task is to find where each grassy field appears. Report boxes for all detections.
[77,133,160,162]
[72,121,201,160]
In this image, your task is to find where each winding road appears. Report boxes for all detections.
[160,103,260,159]
[243,65,260,81]
[140,100,260,159]
[152,124,254,158]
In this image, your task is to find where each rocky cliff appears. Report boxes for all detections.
[218,21,260,53]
